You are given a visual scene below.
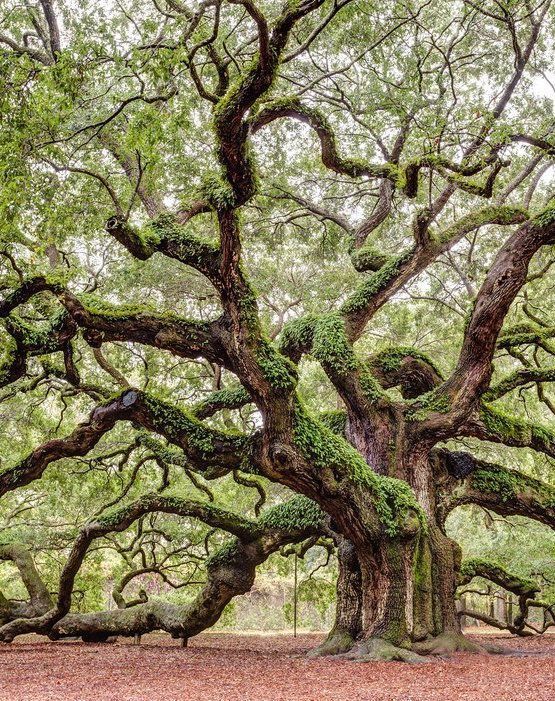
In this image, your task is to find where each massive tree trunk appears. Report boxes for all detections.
[314,414,478,660]
[347,516,468,658]
[329,519,473,659]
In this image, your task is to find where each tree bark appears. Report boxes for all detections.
[0,545,53,624]
[315,418,481,659]
[310,536,362,656]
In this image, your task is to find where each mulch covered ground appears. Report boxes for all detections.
[1,631,554,701]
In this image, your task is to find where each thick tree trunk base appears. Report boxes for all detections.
[343,638,429,663]
[312,632,508,662]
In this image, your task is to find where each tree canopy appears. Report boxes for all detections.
[1,0,555,659]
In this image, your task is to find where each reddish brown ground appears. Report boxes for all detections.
[1,631,554,701]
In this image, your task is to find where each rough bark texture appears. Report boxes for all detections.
[310,537,362,656]
[0,544,53,624]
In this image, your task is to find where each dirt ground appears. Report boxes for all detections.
[0,630,554,701]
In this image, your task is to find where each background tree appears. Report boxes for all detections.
[0,0,555,661]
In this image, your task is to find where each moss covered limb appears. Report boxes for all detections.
[458,558,542,636]
[498,322,555,350]
[94,493,262,542]
[279,313,385,413]
[105,216,160,260]
[278,313,318,363]
[193,386,252,419]
[251,99,504,203]
[312,314,386,408]
[0,304,78,388]
[251,98,401,184]
[0,389,253,497]
[435,205,527,246]
[105,391,252,473]
[1,276,233,371]
[437,449,555,527]
[0,544,53,623]
[105,210,220,281]
[150,214,222,283]
[368,346,443,399]
[1,496,323,642]
[5,310,77,356]
[341,249,416,337]
[342,204,527,342]
[462,403,555,458]
[485,367,555,400]
[103,207,239,290]
[0,276,59,317]
[459,558,539,597]
[258,494,323,533]
[69,295,231,368]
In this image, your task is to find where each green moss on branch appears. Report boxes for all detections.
[193,387,252,419]
[459,558,539,596]
[254,339,298,391]
[479,404,555,456]
[311,314,357,375]
[259,495,323,532]
[469,464,555,508]
[340,249,414,317]
[141,393,247,458]
[319,410,347,436]
[292,402,424,536]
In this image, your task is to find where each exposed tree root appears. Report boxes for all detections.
[412,632,487,656]
[343,638,429,663]
[479,641,513,655]
[307,628,355,657]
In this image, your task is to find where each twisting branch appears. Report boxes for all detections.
[0,495,323,641]
[435,449,555,528]
[485,367,555,400]
[458,558,542,635]
[416,207,555,438]
[0,389,253,496]
[0,277,233,372]
[457,402,555,459]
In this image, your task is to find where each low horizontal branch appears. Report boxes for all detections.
[436,449,555,528]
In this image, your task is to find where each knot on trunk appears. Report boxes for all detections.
[440,450,477,479]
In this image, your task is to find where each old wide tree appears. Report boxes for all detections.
[1,0,555,660]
